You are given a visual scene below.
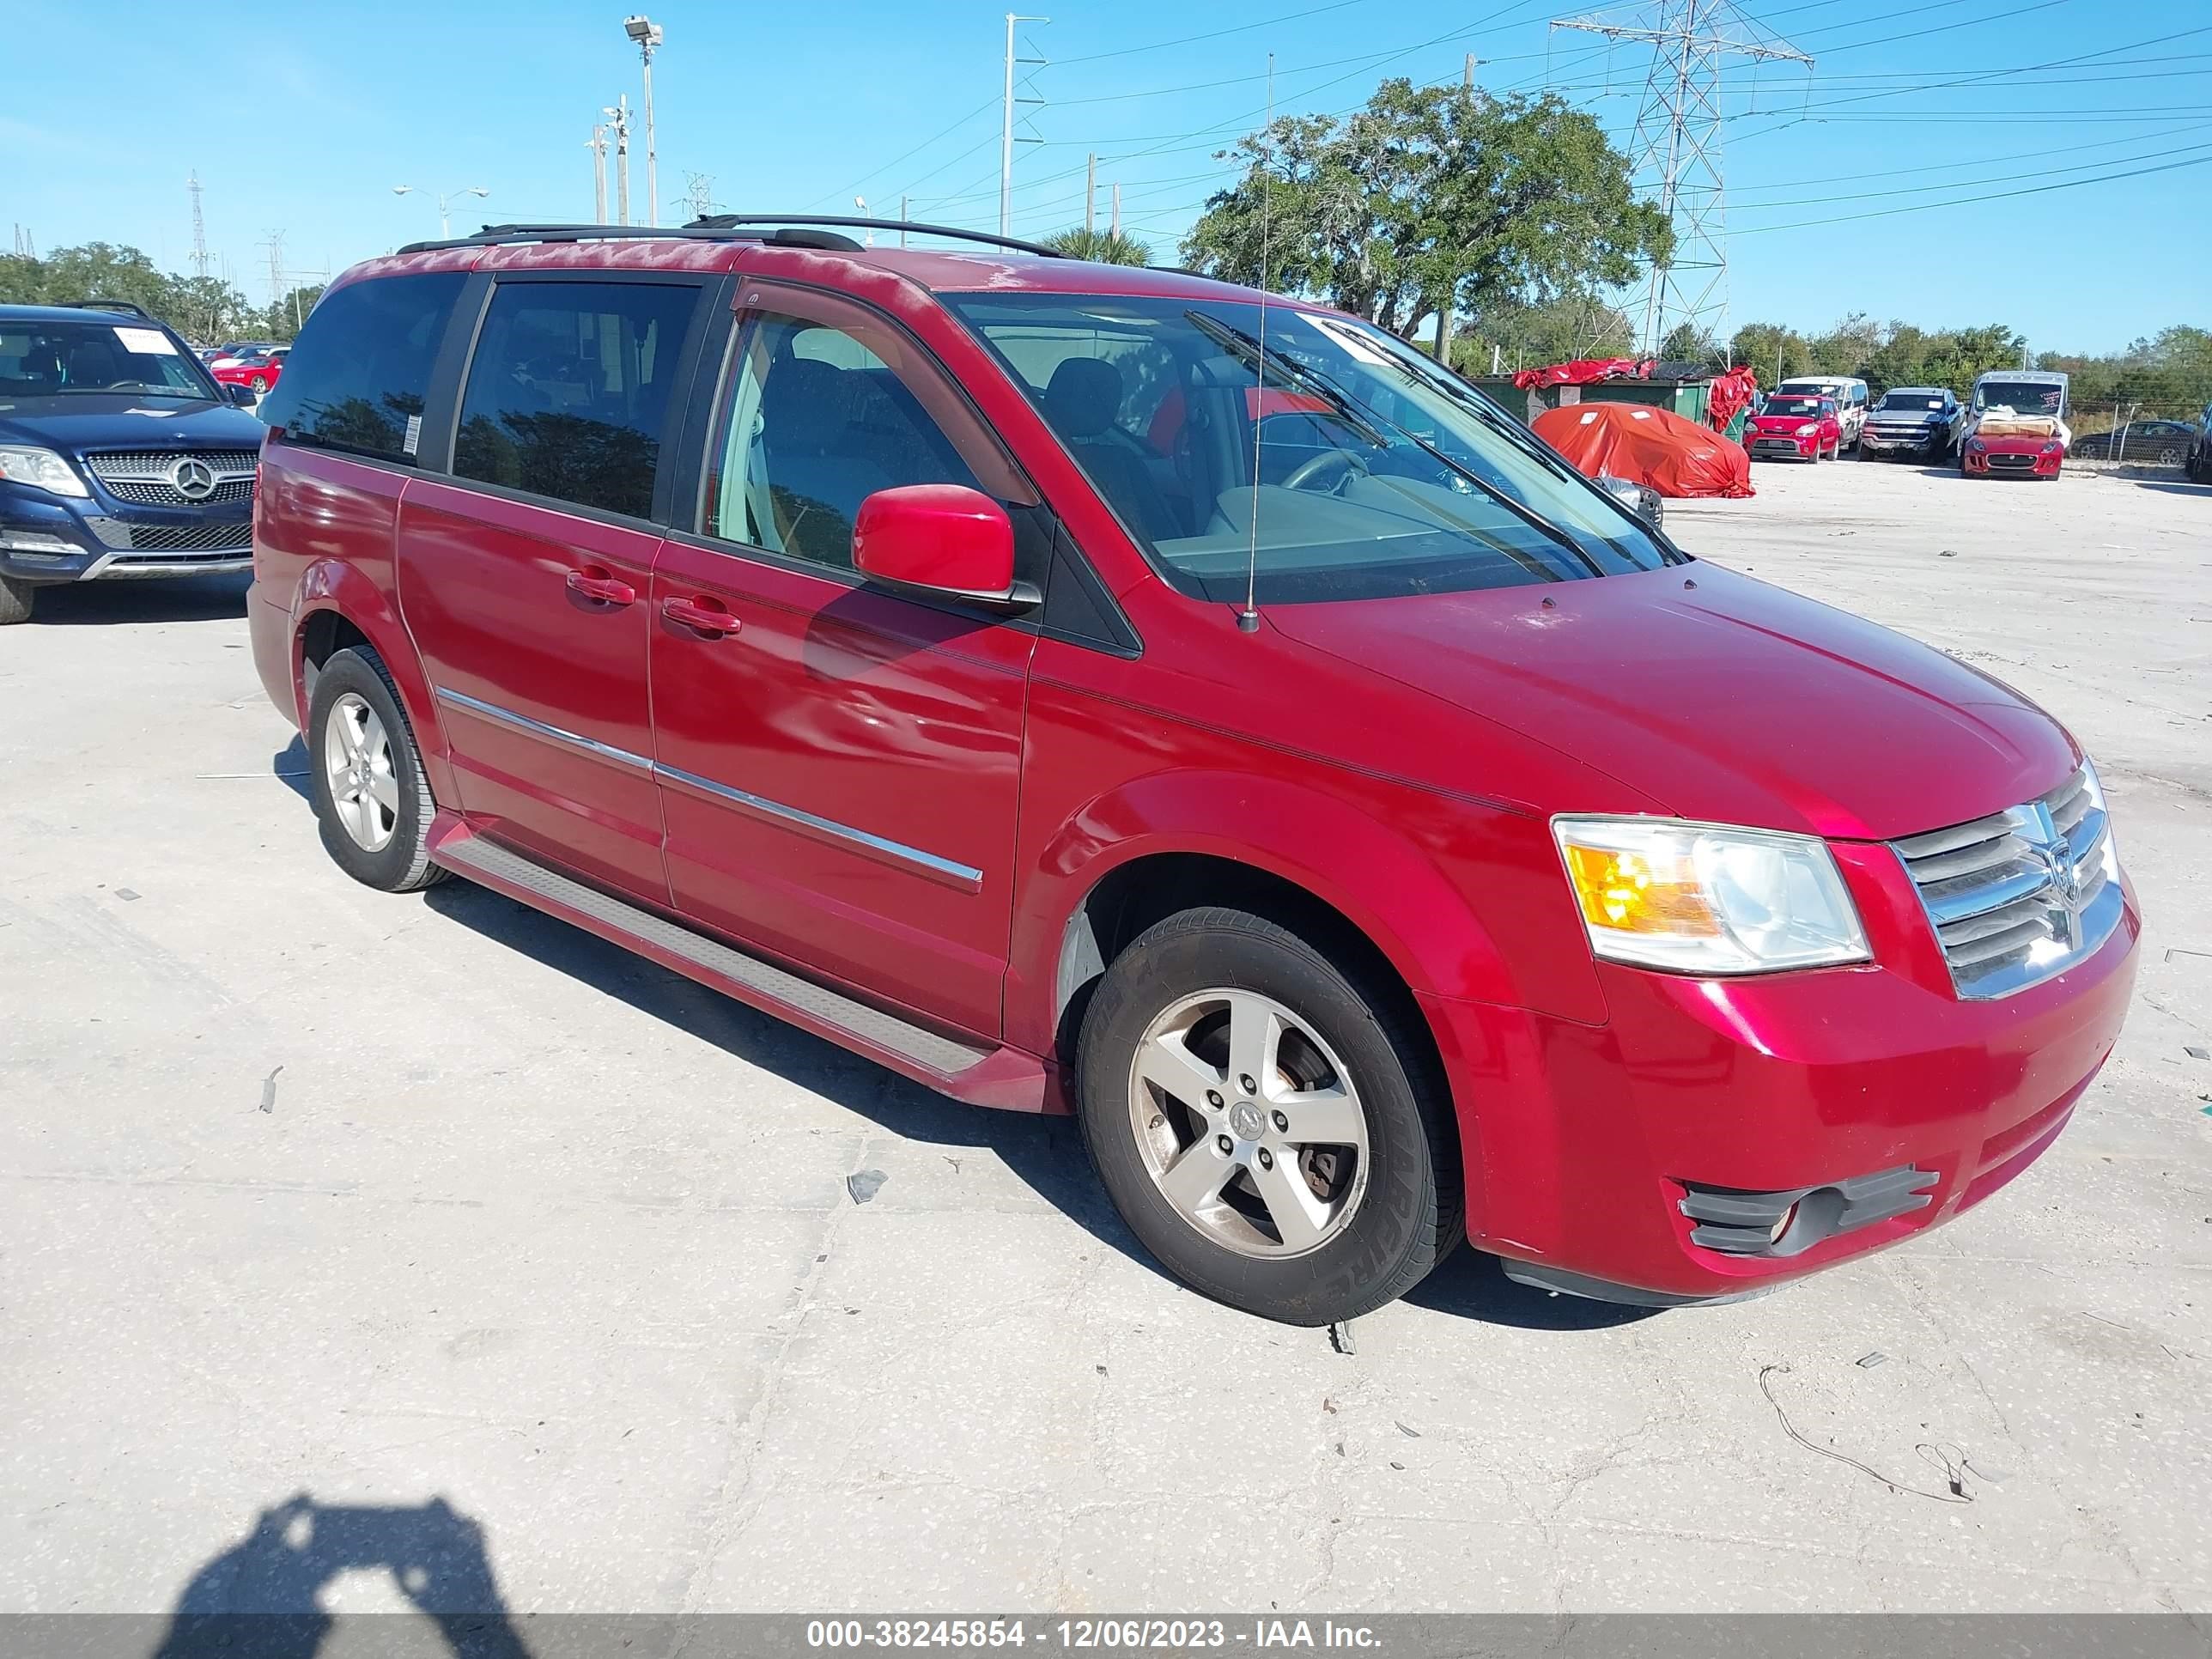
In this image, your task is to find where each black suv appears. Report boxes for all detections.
[0,300,266,623]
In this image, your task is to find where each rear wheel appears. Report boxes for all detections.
[1076,906,1462,1325]
[0,574,32,625]
[306,646,449,893]
[250,374,269,392]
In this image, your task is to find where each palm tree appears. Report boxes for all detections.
[1040,228,1153,265]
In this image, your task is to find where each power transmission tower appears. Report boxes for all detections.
[999,13,1049,237]
[187,171,210,278]
[1550,1,1809,356]
[259,229,287,311]
[682,170,717,222]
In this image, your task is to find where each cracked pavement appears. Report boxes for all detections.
[2,459,2208,1614]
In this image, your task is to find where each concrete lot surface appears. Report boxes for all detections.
[3,460,2209,1617]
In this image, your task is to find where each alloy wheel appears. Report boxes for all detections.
[1126,988,1370,1258]
[323,691,399,853]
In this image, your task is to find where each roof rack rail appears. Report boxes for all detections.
[56,297,157,320]
[684,215,1066,258]
[394,216,1065,259]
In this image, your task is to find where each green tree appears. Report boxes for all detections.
[1453,292,1638,374]
[1039,228,1152,266]
[1729,321,1813,383]
[1182,81,1670,343]
[0,241,252,345]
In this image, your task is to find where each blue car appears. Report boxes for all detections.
[0,300,265,623]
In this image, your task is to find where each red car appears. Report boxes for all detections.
[246,220,2137,1323]
[212,347,287,394]
[1744,392,1844,462]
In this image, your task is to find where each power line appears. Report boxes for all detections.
[1732,145,2212,233]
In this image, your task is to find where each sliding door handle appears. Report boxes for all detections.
[661,596,741,639]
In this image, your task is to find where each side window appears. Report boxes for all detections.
[704,313,988,571]
[453,281,701,519]
[264,272,466,464]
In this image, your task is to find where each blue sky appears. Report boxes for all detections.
[9,0,2207,352]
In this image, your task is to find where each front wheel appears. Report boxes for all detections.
[1076,907,1462,1325]
[0,574,32,625]
[306,646,450,892]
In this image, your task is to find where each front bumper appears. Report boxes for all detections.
[1422,863,2140,1302]
[1,484,252,585]
[1746,434,1820,460]
[1861,428,1941,456]
[1964,444,2063,478]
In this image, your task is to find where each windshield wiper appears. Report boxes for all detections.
[1189,313,1600,579]
[54,382,200,397]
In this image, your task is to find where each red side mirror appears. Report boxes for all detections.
[852,484,1016,604]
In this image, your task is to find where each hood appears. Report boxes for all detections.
[1869,407,1944,426]
[1747,410,1823,430]
[1265,562,2076,842]
[0,394,265,454]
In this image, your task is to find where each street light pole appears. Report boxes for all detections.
[625,16,664,229]
[392,185,489,238]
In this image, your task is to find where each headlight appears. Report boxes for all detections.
[1793,422,1818,436]
[1966,437,1986,453]
[1553,817,1870,975]
[0,444,88,497]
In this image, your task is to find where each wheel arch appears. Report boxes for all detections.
[290,558,455,800]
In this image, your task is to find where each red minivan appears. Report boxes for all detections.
[247,219,2137,1323]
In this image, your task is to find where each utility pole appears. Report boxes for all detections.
[1085,152,1097,234]
[1110,181,1121,235]
[606,97,633,226]
[1552,1,1810,356]
[624,17,664,228]
[589,124,610,222]
[1000,13,1049,237]
[899,194,909,247]
[187,171,210,278]
[1464,52,1475,88]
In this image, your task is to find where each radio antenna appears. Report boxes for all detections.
[1237,52,1274,635]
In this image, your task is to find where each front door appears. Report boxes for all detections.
[396,274,710,901]
[648,283,1043,1037]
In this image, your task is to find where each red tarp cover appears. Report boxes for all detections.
[1705,363,1759,431]
[1533,401,1754,499]
[1510,356,1653,391]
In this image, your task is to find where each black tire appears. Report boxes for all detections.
[0,574,32,625]
[305,646,449,892]
[1075,906,1463,1325]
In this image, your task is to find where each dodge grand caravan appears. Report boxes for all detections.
[247,218,2139,1324]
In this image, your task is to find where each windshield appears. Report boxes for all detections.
[1876,392,1945,412]
[1763,396,1827,417]
[1976,380,2063,415]
[945,292,1678,604]
[0,317,220,400]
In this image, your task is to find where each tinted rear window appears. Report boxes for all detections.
[452,281,701,519]
[263,272,466,464]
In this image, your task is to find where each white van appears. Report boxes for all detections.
[1775,376,1869,449]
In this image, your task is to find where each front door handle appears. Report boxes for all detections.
[661,595,740,639]
[565,567,636,606]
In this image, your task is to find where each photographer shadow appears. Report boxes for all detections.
[155,1493,530,1659]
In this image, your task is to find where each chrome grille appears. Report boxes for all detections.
[1892,765,2121,1000]
[82,450,258,507]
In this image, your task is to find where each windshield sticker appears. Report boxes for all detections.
[113,326,178,356]
[404,414,423,456]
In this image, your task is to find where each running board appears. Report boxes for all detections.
[428,817,1053,1113]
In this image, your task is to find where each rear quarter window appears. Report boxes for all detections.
[263,272,466,465]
